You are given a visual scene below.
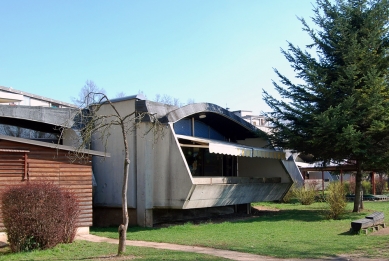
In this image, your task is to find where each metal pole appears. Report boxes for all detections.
[322,170,324,196]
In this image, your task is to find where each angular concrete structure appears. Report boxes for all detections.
[92,96,303,227]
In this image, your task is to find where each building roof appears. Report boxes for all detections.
[0,86,77,108]
[109,93,146,103]
[136,100,261,140]
[0,134,109,157]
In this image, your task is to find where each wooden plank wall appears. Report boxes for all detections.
[0,140,93,231]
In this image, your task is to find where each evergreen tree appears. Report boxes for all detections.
[263,0,389,212]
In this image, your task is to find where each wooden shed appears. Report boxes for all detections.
[0,134,107,235]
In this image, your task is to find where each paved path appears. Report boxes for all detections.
[76,234,385,261]
[76,234,293,261]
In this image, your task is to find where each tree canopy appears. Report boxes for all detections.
[263,0,389,212]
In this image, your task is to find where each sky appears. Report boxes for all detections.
[0,0,316,114]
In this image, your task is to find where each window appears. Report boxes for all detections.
[174,119,192,136]
[173,118,225,141]
[181,146,237,177]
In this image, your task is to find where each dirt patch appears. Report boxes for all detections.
[91,255,136,260]
[368,226,389,236]
[154,206,279,228]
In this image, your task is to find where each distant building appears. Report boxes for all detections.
[0,86,76,108]
[232,110,270,133]
[0,87,106,241]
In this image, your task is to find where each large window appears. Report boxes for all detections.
[174,118,225,141]
[181,146,237,177]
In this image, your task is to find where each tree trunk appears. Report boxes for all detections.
[118,128,130,255]
[353,160,364,212]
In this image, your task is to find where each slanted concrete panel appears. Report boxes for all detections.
[282,160,304,186]
[238,157,292,183]
[0,105,79,128]
[152,124,193,209]
[183,183,289,209]
[62,128,82,147]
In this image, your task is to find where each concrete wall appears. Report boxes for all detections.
[151,124,193,209]
[92,99,137,208]
[135,122,194,226]
[282,160,304,186]
[183,183,290,209]
[0,106,78,128]
[238,157,291,183]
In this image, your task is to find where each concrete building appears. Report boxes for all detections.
[92,96,303,227]
[0,89,107,241]
[0,85,76,108]
[232,110,270,133]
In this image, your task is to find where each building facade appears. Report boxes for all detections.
[92,96,303,227]
[0,86,76,108]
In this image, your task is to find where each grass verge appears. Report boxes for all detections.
[92,201,389,259]
[0,240,228,261]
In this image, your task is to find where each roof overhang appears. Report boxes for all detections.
[0,134,109,157]
[136,100,262,140]
[176,135,285,160]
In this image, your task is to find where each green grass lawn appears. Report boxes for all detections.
[0,240,228,261]
[92,201,389,259]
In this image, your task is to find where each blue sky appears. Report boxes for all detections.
[0,0,315,114]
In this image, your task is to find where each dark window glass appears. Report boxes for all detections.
[194,120,209,138]
[182,147,202,176]
[223,155,237,176]
[203,150,223,176]
[209,127,225,141]
[174,119,192,136]
[174,118,225,141]
[181,146,236,177]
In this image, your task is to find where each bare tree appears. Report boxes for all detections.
[138,90,147,99]
[154,94,183,107]
[63,92,163,255]
[115,91,126,98]
[71,80,106,107]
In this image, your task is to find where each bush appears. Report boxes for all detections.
[326,182,347,219]
[361,180,371,195]
[281,183,295,203]
[344,180,355,194]
[375,178,388,195]
[293,183,317,205]
[1,182,80,252]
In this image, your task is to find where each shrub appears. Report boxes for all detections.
[375,178,388,195]
[281,183,295,203]
[361,180,371,195]
[1,182,80,252]
[344,180,355,194]
[326,182,347,219]
[293,183,317,205]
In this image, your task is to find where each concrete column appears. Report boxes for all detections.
[136,123,154,227]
